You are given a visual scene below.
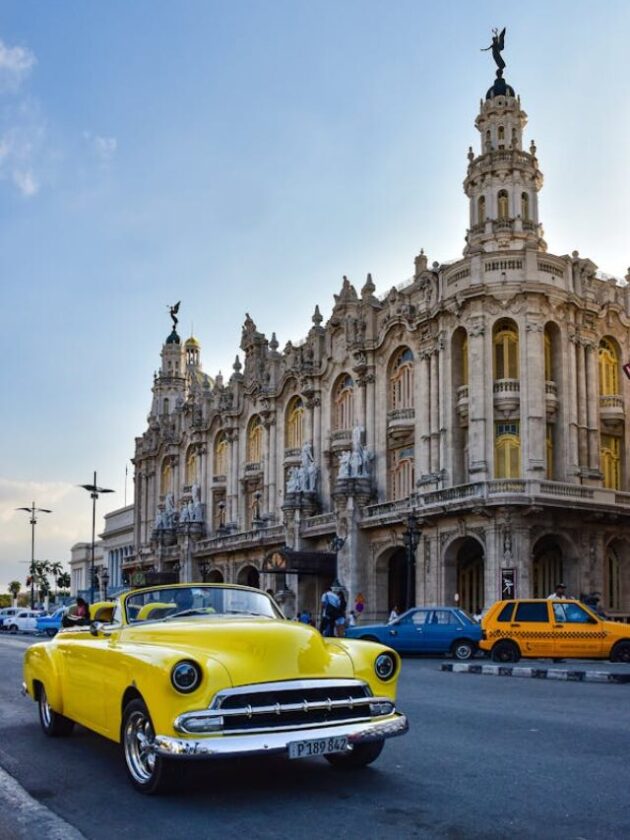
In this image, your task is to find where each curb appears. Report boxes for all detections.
[0,763,87,840]
[441,662,630,683]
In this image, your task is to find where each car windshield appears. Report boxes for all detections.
[124,585,281,624]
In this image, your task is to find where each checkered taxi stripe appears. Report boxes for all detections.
[487,629,608,640]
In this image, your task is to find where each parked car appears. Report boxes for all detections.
[0,607,21,631]
[6,609,42,634]
[346,606,482,660]
[480,599,630,663]
[23,583,408,794]
[36,608,66,638]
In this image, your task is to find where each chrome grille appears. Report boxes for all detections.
[175,679,389,735]
[215,679,373,732]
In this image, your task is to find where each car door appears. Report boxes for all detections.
[423,610,461,653]
[509,601,555,658]
[550,601,604,658]
[389,610,429,652]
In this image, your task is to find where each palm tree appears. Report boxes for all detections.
[8,581,21,606]
[48,561,64,603]
[57,572,71,591]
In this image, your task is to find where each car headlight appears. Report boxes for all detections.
[374,652,397,681]
[171,660,202,693]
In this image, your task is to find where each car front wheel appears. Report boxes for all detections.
[491,640,521,663]
[325,739,384,769]
[122,698,176,795]
[38,685,74,737]
[452,640,476,661]
[45,628,57,638]
[610,640,630,663]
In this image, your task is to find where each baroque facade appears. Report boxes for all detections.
[130,63,630,622]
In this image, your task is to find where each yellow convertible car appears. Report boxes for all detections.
[23,583,408,794]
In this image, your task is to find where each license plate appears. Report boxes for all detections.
[288,736,349,759]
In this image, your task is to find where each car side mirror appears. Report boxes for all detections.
[389,629,398,636]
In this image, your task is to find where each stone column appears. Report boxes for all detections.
[417,352,431,476]
[524,322,545,477]
[577,341,588,468]
[585,343,600,473]
[265,415,277,519]
[467,319,488,480]
[430,347,440,474]
[566,333,579,478]
[228,429,239,526]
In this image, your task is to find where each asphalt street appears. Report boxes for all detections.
[1,635,629,840]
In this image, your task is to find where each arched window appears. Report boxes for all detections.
[162,398,169,415]
[498,125,505,148]
[599,339,619,396]
[214,433,228,478]
[185,447,198,486]
[247,416,263,463]
[493,321,519,380]
[333,374,354,430]
[497,190,509,220]
[389,348,414,410]
[160,460,172,495]
[477,195,486,225]
[389,445,415,501]
[495,422,520,478]
[546,423,554,480]
[544,330,553,381]
[285,396,304,449]
[601,435,621,490]
[521,192,529,221]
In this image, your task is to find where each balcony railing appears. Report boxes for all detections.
[195,523,284,553]
[387,407,415,423]
[360,479,630,527]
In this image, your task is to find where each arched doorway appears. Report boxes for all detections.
[532,535,571,598]
[388,549,407,615]
[237,564,260,589]
[604,539,630,613]
[207,569,224,583]
[444,537,485,614]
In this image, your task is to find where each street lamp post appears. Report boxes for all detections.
[16,502,52,609]
[402,510,421,612]
[79,472,114,604]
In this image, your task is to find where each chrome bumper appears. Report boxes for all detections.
[151,712,408,759]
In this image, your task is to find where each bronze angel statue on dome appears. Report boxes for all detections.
[481,27,506,71]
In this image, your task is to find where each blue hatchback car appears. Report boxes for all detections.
[346,607,482,660]
[35,607,66,637]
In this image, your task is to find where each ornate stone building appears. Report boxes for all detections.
[130,62,630,622]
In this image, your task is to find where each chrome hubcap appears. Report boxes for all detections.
[40,688,52,728]
[456,645,471,659]
[124,710,157,783]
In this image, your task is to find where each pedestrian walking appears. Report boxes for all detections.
[320,584,340,637]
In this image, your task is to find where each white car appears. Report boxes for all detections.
[0,607,21,631]
[5,609,41,634]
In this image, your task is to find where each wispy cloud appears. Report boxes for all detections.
[0,37,36,92]
[83,130,117,163]
[0,36,43,198]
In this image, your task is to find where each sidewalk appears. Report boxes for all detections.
[442,660,630,683]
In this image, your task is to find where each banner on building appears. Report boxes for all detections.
[500,568,516,599]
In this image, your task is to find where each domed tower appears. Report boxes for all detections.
[150,305,187,417]
[463,35,546,255]
[185,335,200,371]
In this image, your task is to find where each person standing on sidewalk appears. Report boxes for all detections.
[547,583,568,600]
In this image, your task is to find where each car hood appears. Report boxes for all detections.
[120,617,355,684]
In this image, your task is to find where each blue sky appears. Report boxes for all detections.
[1,1,630,591]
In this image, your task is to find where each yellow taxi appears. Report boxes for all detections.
[480,599,630,663]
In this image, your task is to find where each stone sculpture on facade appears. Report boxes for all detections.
[285,443,319,494]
